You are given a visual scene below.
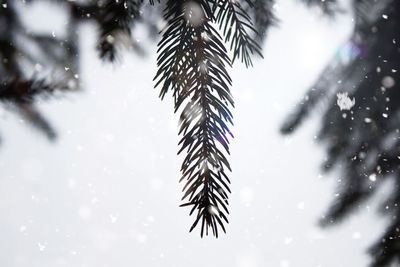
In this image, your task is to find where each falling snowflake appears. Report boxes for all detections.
[201,31,210,42]
[382,76,395,88]
[369,173,377,182]
[19,225,27,232]
[336,92,355,110]
[284,236,293,245]
[352,232,362,239]
[109,214,118,223]
[297,201,305,210]
[207,205,219,215]
[38,243,46,251]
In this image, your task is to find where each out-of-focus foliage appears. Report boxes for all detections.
[0,0,77,139]
[282,0,400,266]
[0,0,155,140]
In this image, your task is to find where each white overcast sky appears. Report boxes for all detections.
[0,1,393,267]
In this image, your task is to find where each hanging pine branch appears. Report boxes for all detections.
[155,0,236,237]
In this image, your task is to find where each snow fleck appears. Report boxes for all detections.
[207,205,219,215]
[369,173,377,182]
[106,35,115,44]
[201,31,210,42]
[382,76,395,88]
[2,3,7,8]
[34,63,43,72]
[364,118,372,123]
[272,3,280,10]
[68,79,77,89]
[136,233,147,243]
[382,113,388,118]
[20,225,27,232]
[337,92,355,110]
[280,260,290,267]
[284,236,293,245]
[357,152,366,159]
[38,243,46,251]
[109,214,118,223]
[352,232,362,239]
[284,137,292,145]
[297,201,305,210]
[382,14,388,19]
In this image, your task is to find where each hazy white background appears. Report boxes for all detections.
[0,1,391,266]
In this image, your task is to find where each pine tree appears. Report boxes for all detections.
[282,0,400,266]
